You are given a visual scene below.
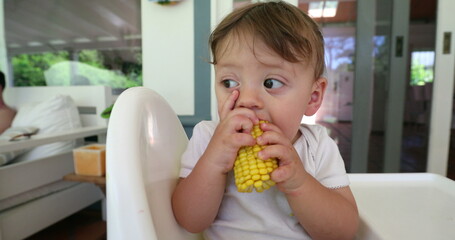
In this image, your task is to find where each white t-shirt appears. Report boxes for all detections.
[180,121,350,240]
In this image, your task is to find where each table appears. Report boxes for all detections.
[64,173,106,192]
[349,173,455,239]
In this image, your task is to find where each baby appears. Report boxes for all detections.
[172,2,358,239]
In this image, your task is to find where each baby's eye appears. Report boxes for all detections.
[221,79,239,88]
[263,79,284,89]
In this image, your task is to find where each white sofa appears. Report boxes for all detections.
[0,86,112,240]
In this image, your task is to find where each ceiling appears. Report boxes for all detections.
[298,0,436,24]
[4,0,141,56]
[4,0,437,56]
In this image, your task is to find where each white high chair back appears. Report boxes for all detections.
[106,87,202,240]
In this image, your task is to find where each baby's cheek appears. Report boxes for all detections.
[273,121,301,143]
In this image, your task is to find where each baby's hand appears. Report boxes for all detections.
[205,90,259,174]
[256,122,308,194]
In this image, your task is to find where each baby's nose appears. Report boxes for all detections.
[235,88,263,109]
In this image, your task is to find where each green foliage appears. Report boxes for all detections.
[101,104,114,119]
[12,52,69,86]
[410,59,433,86]
[78,50,105,69]
[11,49,142,88]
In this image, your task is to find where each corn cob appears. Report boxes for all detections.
[233,121,278,193]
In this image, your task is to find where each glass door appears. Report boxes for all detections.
[299,0,397,173]
[399,0,437,173]
[298,0,357,170]
[301,0,431,174]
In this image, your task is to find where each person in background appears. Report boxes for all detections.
[0,71,16,134]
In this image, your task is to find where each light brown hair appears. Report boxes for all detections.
[209,1,325,79]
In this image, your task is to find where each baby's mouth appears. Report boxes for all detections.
[257,118,270,123]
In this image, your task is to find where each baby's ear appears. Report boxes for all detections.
[304,77,327,116]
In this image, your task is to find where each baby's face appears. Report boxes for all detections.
[214,33,323,142]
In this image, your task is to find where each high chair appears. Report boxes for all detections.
[105,87,455,240]
[106,87,202,240]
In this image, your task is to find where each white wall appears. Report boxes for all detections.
[141,0,299,118]
[210,0,233,121]
[141,0,194,115]
[427,0,455,175]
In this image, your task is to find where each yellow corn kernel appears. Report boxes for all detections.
[233,121,278,193]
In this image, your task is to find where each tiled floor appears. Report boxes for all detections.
[25,208,106,240]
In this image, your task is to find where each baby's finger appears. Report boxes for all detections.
[258,144,291,165]
[270,164,290,183]
[256,126,288,147]
[228,113,257,134]
[219,90,239,120]
[271,163,307,193]
[258,121,283,134]
[229,132,256,147]
[216,112,257,137]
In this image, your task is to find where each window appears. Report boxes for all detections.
[5,0,142,90]
[308,1,339,18]
[410,51,434,86]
